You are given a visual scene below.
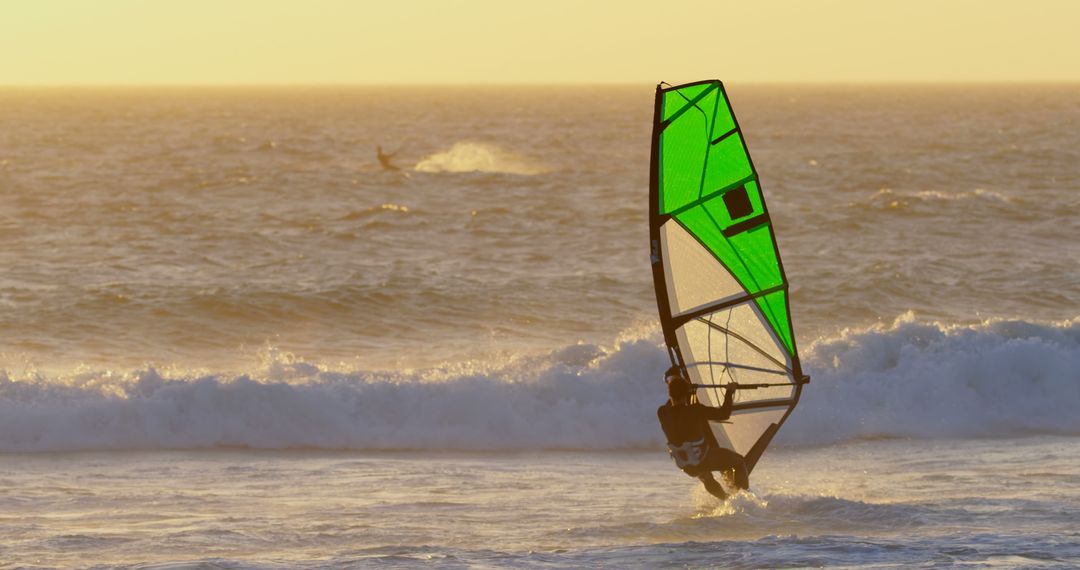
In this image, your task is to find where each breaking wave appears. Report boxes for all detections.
[785,313,1080,444]
[0,315,1077,452]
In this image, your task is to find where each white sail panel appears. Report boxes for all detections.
[674,318,714,386]
[674,299,797,456]
[660,220,744,316]
[702,303,795,403]
[714,302,791,371]
[723,408,788,457]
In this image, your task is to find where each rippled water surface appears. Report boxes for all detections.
[2,85,1076,371]
[2,438,1077,568]
[0,85,1077,568]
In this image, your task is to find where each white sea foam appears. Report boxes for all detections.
[784,313,1080,444]
[0,315,1077,453]
[413,141,548,175]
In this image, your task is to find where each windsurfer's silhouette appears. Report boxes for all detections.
[376,145,400,171]
[657,365,750,500]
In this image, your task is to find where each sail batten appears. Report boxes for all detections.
[650,80,805,474]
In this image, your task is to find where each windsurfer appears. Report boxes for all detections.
[657,365,750,500]
[376,145,400,171]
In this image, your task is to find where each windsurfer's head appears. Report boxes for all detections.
[665,366,691,402]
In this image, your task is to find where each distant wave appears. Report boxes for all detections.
[0,315,1077,452]
[413,142,548,175]
[339,202,412,220]
[849,187,1032,216]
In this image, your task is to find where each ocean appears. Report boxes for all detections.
[0,84,1077,568]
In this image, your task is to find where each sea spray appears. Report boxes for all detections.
[413,141,548,175]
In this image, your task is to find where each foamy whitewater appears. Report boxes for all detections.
[0,85,1077,568]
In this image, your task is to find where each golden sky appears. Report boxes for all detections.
[2,0,1078,85]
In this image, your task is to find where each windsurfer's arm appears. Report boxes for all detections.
[699,385,737,421]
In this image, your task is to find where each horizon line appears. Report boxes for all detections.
[2,79,1079,89]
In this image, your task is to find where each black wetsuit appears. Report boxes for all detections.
[656,399,733,447]
[657,389,749,489]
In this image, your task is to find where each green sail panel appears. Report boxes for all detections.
[658,85,746,216]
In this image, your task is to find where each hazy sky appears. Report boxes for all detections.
[2,0,1078,85]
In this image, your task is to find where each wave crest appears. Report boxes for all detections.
[787,313,1080,444]
[0,339,666,453]
[1,315,1077,452]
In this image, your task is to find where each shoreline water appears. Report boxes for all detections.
[1,437,1077,568]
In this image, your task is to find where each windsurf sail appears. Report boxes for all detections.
[650,80,807,473]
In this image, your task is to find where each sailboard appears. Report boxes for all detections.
[650,80,808,473]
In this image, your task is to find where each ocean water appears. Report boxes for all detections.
[0,85,1078,568]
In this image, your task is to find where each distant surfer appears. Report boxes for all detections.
[376,145,400,171]
[658,366,749,500]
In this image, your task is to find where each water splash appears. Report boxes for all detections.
[413,142,548,175]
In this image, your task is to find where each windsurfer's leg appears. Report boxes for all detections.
[698,472,728,500]
[704,448,750,491]
[721,463,749,490]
